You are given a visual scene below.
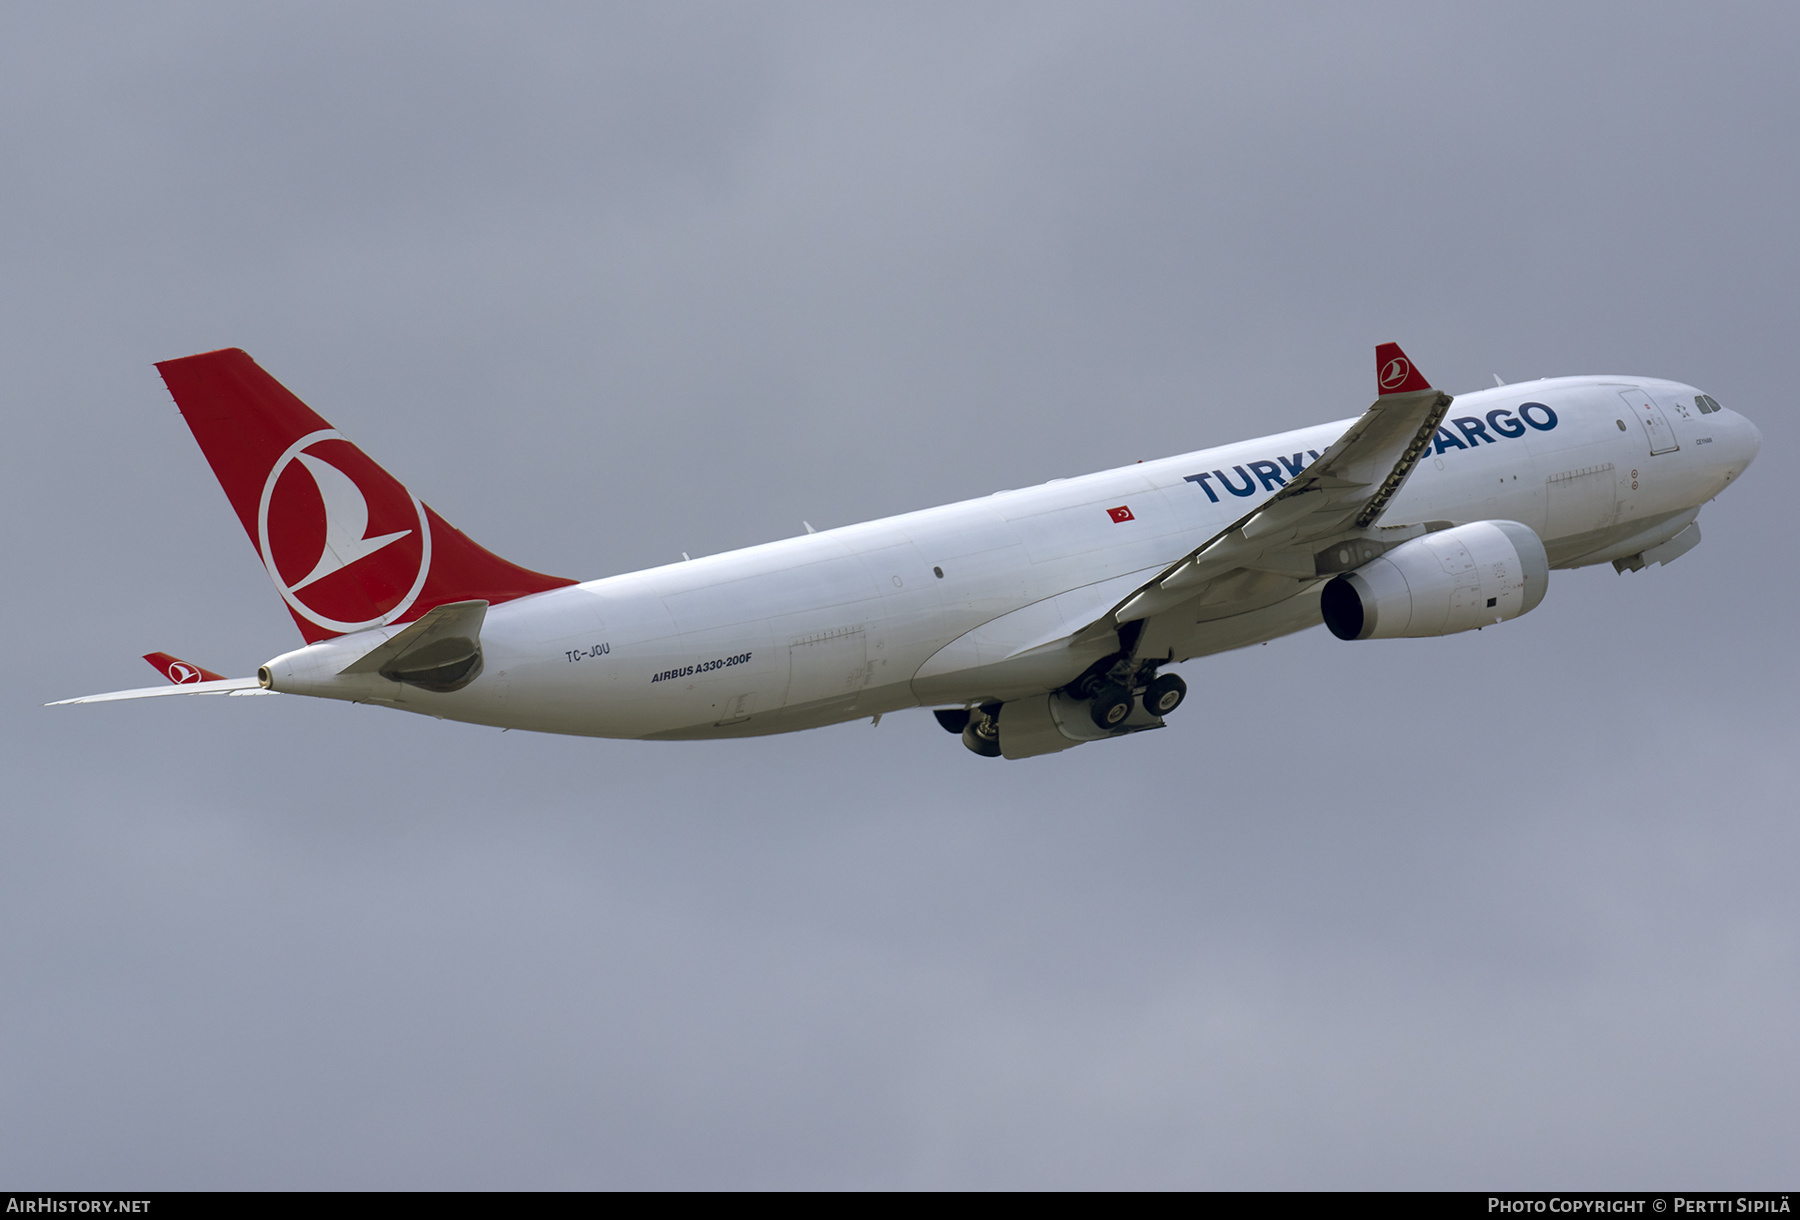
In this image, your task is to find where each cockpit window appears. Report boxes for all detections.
[1696,394,1723,414]
[1703,394,1723,413]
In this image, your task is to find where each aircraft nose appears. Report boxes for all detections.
[1734,409,1762,469]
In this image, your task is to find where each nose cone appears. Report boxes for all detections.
[1742,413,1763,467]
[1719,404,1761,486]
[1722,401,1763,470]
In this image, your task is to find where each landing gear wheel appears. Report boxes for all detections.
[1089,684,1134,730]
[1143,672,1187,716]
[962,719,1002,758]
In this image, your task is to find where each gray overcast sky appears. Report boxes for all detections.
[3,1,1797,1189]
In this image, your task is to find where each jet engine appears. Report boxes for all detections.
[1321,520,1548,640]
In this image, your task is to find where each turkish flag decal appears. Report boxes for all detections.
[1107,505,1135,523]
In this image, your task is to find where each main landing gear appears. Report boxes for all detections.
[935,670,1191,758]
[936,704,1002,757]
[1074,665,1187,726]
[1087,684,1134,730]
[962,718,1002,757]
[1143,672,1187,716]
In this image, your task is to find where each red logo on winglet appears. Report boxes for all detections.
[1374,342,1432,395]
[1107,506,1135,523]
[143,652,226,684]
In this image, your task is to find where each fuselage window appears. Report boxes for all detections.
[1616,419,1627,430]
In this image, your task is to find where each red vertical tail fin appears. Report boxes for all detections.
[156,348,575,643]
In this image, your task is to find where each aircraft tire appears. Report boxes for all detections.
[1144,672,1187,716]
[1089,685,1134,730]
[962,721,1002,758]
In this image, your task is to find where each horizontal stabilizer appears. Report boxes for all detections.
[47,677,272,705]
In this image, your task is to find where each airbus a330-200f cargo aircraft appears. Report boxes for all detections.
[53,344,1760,760]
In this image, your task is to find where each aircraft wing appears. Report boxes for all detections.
[1083,342,1453,638]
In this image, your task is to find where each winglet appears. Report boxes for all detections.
[144,652,226,684]
[1375,342,1432,396]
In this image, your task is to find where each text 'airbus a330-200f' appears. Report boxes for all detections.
[53,344,1760,759]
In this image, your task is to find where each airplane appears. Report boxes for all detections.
[51,343,1760,760]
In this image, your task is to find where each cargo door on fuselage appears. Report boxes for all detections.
[1619,388,1679,455]
[1544,463,1619,542]
[785,624,869,708]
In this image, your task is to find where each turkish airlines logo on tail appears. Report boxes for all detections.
[257,429,432,633]
[1379,357,1413,390]
[167,662,203,683]
[285,453,412,590]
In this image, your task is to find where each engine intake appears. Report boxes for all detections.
[1321,520,1548,640]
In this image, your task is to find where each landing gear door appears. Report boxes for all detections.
[1618,388,1679,455]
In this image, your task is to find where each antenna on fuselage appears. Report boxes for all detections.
[1493,374,1506,387]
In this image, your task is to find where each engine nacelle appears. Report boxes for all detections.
[1321,520,1548,640]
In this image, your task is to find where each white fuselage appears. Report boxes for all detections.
[263,377,1760,739]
